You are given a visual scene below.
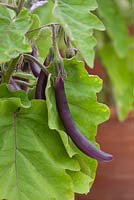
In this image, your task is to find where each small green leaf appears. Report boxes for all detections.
[0,6,32,63]
[67,170,93,194]
[53,0,105,67]
[27,13,40,41]
[36,28,52,61]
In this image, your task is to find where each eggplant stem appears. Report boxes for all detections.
[23,54,49,76]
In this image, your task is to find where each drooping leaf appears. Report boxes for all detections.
[46,58,110,192]
[53,0,105,67]
[36,28,52,61]
[66,170,93,194]
[0,97,81,200]
[27,13,40,41]
[96,0,129,57]
[99,43,134,120]
[0,6,32,63]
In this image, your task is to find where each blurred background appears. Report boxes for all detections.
[76,0,134,199]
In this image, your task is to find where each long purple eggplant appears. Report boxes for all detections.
[35,52,53,99]
[35,70,48,99]
[55,77,113,161]
[29,46,41,77]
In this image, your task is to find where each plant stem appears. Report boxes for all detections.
[0,3,17,12]
[51,24,61,59]
[16,0,25,15]
[15,80,34,88]
[26,23,60,35]
[23,54,49,76]
[51,24,66,78]
[2,57,18,83]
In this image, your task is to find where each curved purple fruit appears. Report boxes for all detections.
[29,46,40,77]
[55,77,113,161]
[35,52,52,99]
[35,71,48,99]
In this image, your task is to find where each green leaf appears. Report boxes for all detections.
[96,0,129,57]
[0,98,81,200]
[32,0,56,25]
[46,58,110,192]
[36,28,52,61]
[0,6,32,63]
[66,170,93,194]
[27,13,40,41]
[0,84,30,108]
[99,43,134,120]
[53,0,105,67]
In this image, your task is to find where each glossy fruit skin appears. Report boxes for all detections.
[35,53,51,99]
[35,70,47,99]
[55,77,113,161]
[30,46,40,77]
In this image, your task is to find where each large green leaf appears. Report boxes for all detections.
[99,43,134,120]
[96,0,129,57]
[53,0,105,67]
[0,95,84,200]
[0,6,32,63]
[46,58,110,192]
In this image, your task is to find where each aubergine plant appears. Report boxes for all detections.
[0,0,113,200]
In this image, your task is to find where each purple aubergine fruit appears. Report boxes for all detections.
[35,70,48,99]
[55,77,113,161]
[35,52,52,99]
[29,46,41,77]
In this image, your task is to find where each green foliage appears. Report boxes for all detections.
[0,4,132,200]
[46,58,110,192]
[0,6,32,63]
[32,0,56,25]
[0,98,78,199]
[95,0,134,120]
[0,59,110,199]
[97,0,129,57]
[53,0,105,67]
[36,28,52,61]
[100,43,134,120]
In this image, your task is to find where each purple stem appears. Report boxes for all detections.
[13,76,28,91]
[9,77,20,91]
